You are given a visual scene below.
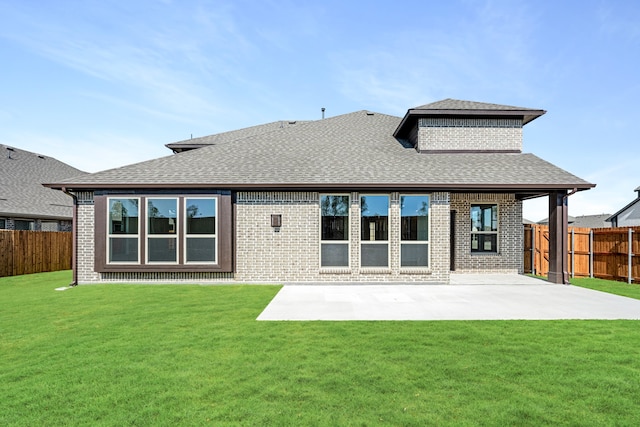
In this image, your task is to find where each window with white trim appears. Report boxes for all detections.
[106,196,218,266]
[360,195,389,267]
[320,195,349,267]
[108,198,140,263]
[471,204,498,253]
[147,198,178,263]
[400,195,430,267]
[185,197,217,263]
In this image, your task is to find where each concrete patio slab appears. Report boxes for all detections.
[257,278,640,321]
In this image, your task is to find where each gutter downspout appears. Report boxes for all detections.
[62,187,78,286]
[562,188,578,284]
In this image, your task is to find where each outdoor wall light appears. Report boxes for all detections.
[271,214,282,228]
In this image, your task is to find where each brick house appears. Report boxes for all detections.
[1,145,84,231]
[47,99,594,285]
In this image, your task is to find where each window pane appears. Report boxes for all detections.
[14,220,34,230]
[321,243,349,267]
[186,198,216,235]
[471,234,498,253]
[471,205,497,232]
[322,216,348,240]
[361,195,388,241]
[361,244,388,267]
[186,237,216,262]
[0,219,5,229]
[321,195,349,240]
[148,199,177,235]
[401,195,429,241]
[110,199,139,235]
[109,237,138,262]
[148,237,177,262]
[401,244,429,267]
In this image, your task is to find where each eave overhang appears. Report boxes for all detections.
[44,182,595,196]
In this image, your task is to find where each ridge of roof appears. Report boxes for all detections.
[412,98,542,111]
[166,119,314,152]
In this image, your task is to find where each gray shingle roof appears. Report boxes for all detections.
[166,120,312,152]
[413,98,542,111]
[539,214,611,228]
[1,145,86,219]
[48,110,593,194]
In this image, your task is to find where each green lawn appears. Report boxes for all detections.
[571,276,640,300]
[2,271,640,426]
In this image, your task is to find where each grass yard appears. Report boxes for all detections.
[571,276,640,300]
[2,272,640,426]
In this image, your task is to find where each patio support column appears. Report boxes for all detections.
[548,190,569,284]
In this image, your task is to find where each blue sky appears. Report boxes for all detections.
[1,0,639,221]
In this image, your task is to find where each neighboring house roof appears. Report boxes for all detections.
[166,120,312,153]
[538,214,611,228]
[606,186,640,223]
[47,107,593,198]
[570,214,612,228]
[0,145,85,220]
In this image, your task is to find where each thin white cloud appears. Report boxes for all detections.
[0,1,254,122]
[330,2,540,113]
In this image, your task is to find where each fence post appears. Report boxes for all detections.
[570,228,575,278]
[630,228,634,284]
[589,229,593,278]
[531,226,536,275]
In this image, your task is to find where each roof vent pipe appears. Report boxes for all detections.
[321,107,325,119]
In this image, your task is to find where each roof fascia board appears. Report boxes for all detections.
[44,182,595,192]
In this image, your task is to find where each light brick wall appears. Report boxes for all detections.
[235,192,320,281]
[235,191,450,283]
[428,192,451,282]
[450,193,523,273]
[75,190,457,284]
[77,202,101,283]
[417,118,522,152]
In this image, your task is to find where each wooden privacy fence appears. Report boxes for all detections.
[524,224,640,284]
[0,230,72,278]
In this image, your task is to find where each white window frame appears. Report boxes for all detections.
[184,197,218,265]
[319,194,351,268]
[470,204,499,254]
[399,194,431,269]
[107,197,141,265]
[146,197,179,265]
[359,194,390,268]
